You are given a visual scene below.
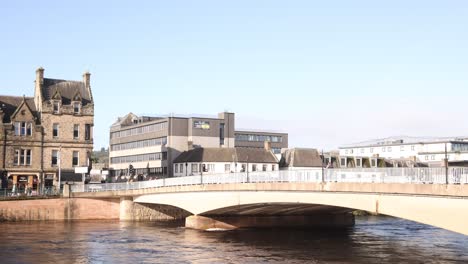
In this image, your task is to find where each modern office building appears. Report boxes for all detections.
[234,130,288,155]
[338,136,468,167]
[108,112,288,179]
[0,68,94,191]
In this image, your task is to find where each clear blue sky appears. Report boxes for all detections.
[1,1,467,150]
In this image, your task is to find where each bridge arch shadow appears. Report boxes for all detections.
[133,190,468,235]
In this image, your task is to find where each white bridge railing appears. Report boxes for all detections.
[71,167,468,193]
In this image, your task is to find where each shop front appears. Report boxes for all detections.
[7,174,39,194]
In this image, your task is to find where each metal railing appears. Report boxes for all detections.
[0,187,60,200]
[71,167,468,193]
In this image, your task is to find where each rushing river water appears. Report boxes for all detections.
[0,216,467,264]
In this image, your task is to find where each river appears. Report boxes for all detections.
[0,216,467,263]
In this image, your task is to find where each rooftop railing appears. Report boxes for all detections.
[71,167,468,193]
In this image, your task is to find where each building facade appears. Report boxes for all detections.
[109,112,288,179]
[338,136,468,168]
[172,146,279,177]
[234,130,288,155]
[0,68,94,192]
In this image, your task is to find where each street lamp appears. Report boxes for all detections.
[58,145,62,194]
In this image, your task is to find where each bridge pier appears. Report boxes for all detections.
[185,214,355,230]
[120,197,134,221]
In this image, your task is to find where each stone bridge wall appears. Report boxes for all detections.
[0,197,191,221]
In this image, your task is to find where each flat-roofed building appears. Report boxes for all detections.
[109,112,236,179]
[234,130,288,155]
[338,136,468,167]
[109,112,288,179]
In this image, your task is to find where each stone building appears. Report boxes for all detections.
[0,68,94,192]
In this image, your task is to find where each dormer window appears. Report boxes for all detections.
[14,122,32,136]
[73,102,81,114]
[53,101,60,114]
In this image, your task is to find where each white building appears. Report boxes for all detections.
[339,136,468,167]
[172,147,278,177]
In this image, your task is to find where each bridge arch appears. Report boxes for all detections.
[134,191,468,235]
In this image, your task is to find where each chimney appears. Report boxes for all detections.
[188,141,193,150]
[83,71,91,89]
[264,141,271,151]
[36,67,44,85]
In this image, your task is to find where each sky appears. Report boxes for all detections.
[1,1,467,150]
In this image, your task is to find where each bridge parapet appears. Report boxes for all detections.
[71,167,468,194]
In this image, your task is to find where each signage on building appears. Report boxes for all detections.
[193,121,210,130]
[18,176,28,182]
[74,167,88,174]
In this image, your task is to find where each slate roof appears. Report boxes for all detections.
[173,147,278,164]
[42,78,92,105]
[0,95,37,123]
[280,148,323,168]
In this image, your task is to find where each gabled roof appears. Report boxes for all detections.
[280,148,323,168]
[173,147,278,164]
[0,95,37,123]
[42,78,92,105]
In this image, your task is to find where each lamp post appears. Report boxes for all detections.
[58,145,62,194]
[321,149,325,183]
[246,155,249,183]
[445,143,449,184]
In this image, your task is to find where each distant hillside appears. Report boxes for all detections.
[92,147,109,165]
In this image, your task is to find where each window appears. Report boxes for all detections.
[53,123,59,138]
[252,164,257,172]
[382,147,386,152]
[85,124,92,140]
[175,164,179,173]
[73,124,79,139]
[262,164,267,171]
[14,149,31,166]
[411,145,415,151]
[345,150,349,154]
[52,150,58,166]
[431,155,435,160]
[53,101,60,114]
[235,133,282,143]
[360,148,364,153]
[14,122,32,136]
[387,147,392,152]
[220,123,225,145]
[225,164,230,172]
[180,164,184,173]
[370,148,373,153]
[425,155,429,161]
[73,102,81,114]
[371,159,377,167]
[340,158,346,167]
[272,165,275,171]
[192,164,199,173]
[356,158,362,167]
[72,151,79,166]
[272,148,281,154]
[241,164,246,172]
[400,146,405,151]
